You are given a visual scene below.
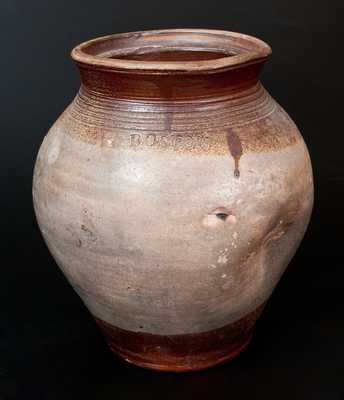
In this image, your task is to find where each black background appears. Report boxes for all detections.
[1,0,344,399]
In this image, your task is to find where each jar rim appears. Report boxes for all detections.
[71,29,272,74]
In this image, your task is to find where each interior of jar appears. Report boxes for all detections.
[110,49,235,62]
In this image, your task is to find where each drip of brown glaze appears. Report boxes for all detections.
[226,128,243,178]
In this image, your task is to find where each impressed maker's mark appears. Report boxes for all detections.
[130,133,211,152]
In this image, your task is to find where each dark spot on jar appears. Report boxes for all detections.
[215,212,229,221]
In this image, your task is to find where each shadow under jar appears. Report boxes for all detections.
[33,29,313,372]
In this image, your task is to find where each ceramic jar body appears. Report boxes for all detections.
[33,30,313,371]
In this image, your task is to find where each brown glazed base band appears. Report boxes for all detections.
[95,304,264,372]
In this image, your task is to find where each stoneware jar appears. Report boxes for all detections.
[33,29,313,372]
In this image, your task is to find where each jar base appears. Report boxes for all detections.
[111,334,252,372]
[95,304,264,372]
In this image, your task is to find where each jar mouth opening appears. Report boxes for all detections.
[71,29,272,74]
